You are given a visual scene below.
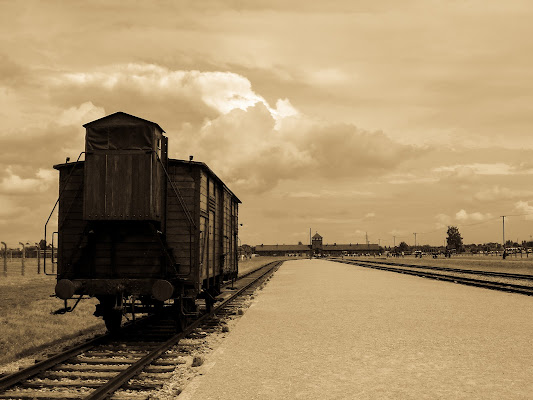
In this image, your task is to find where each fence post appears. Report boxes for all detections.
[36,243,41,274]
[1,242,6,277]
[19,242,25,276]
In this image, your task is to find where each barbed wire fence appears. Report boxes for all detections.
[0,242,56,277]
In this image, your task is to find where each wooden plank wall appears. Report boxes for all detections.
[83,155,106,219]
[58,165,88,278]
[61,161,164,280]
[232,198,238,275]
[91,225,162,278]
[208,177,218,283]
[200,170,208,283]
[166,163,197,282]
[58,160,238,287]
[222,189,231,275]
[215,184,222,278]
[84,153,161,220]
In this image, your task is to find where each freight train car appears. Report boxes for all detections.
[50,112,240,331]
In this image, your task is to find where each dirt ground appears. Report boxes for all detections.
[179,259,533,399]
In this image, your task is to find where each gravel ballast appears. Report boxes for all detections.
[179,259,533,399]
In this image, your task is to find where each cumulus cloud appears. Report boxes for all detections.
[434,163,533,177]
[286,189,374,198]
[474,186,533,202]
[455,209,493,222]
[57,102,105,127]
[0,168,55,195]
[514,201,533,220]
[0,62,419,244]
[387,173,439,185]
[434,213,452,228]
[0,101,101,241]
[55,64,270,116]
[189,103,416,192]
[435,210,494,227]
[0,119,88,174]
[45,63,419,192]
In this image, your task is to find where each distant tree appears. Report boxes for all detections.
[446,226,463,252]
[505,240,518,248]
[465,243,480,253]
[398,241,409,252]
[484,242,502,251]
[421,244,432,253]
[241,244,253,256]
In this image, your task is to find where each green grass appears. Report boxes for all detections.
[0,259,103,365]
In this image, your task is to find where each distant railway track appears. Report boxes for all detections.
[0,261,282,400]
[332,258,533,296]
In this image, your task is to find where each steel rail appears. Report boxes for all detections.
[84,261,282,400]
[355,259,533,280]
[334,259,533,296]
[0,261,281,397]
[0,312,160,393]
[0,334,108,392]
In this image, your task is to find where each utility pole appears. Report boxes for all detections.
[1,242,6,277]
[413,233,417,248]
[501,216,505,249]
[393,236,396,247]
[36,242,40,274]
[309,228,312,259]
[19,242,25,276]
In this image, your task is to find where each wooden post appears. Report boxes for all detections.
[36,243,41,274]
[19,242,25,276]
[1,242,6,277]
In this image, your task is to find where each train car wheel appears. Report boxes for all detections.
[103,309,123,333]
[97,295,124,333]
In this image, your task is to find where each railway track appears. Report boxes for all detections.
[0,261,282,400]
[332,258,533,296]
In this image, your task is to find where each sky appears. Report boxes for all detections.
[1,0,533,248]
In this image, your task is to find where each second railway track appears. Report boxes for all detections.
[0,261,283,400]
[332,258,533,296]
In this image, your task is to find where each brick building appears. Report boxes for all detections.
[255,232,380,257]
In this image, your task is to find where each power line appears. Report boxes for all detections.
[372,211,533,247]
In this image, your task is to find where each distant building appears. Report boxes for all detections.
[255,232,380,257]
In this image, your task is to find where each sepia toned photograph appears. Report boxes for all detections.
[1,1,532,398]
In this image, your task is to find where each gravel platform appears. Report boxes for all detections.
[179,259,533,399]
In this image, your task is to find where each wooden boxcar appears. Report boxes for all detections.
[52,112,240,330]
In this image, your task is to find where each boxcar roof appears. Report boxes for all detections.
[168,158,241,204]
[83,111,166,133]
[53,158,241,204]
[53,161,83,170]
